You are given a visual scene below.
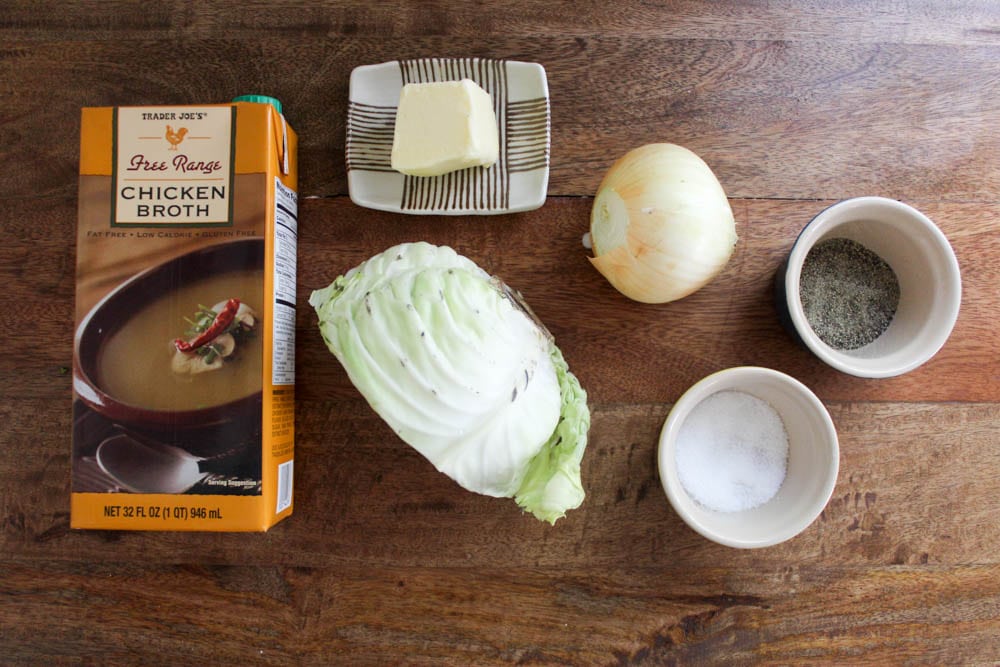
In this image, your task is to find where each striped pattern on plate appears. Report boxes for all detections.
[346,57,550,213]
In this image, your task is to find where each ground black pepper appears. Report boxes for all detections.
[799,237,900,350]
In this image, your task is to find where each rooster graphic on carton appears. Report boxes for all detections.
[165,125,188,150]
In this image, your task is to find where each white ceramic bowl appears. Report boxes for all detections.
[776,196,961,378]
[658,367,839,549]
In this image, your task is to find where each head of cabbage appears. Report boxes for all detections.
[309,242,590,524]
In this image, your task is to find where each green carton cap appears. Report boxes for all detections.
[232,95,282,115]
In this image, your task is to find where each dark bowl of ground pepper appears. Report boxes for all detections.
[775,197,961,378]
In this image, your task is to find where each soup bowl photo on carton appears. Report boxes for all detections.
[774,196,962,378]
[73,239,265,457]
[658,367,839,549]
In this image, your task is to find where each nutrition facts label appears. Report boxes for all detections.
[272,177,297,385]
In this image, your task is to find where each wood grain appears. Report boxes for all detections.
[3,560,999,665]
[4,1,1000,45]
[2,1,1000,664]
[2,37,999,201]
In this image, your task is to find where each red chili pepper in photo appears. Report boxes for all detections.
[174,298,241,352]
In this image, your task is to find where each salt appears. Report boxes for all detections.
[675,390,789,513]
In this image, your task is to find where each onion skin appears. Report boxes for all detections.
[589,143,737,304]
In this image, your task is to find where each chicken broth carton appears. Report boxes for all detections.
[71,97,297,531]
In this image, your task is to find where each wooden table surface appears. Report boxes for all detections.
[2,2,999,664]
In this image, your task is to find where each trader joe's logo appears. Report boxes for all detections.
[112,106,236,227]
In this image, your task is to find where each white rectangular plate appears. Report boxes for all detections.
[347,58,550,215]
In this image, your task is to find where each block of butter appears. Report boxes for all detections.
[390,79,499,177]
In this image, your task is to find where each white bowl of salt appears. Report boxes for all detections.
[658,366,839,549]
[775,196,961,378]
